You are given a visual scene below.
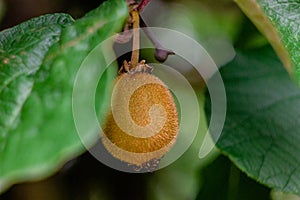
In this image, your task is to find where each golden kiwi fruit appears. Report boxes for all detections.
[102,71,179,166]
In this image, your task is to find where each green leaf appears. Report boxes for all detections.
[0,14,74,138]
[0,14,74,192]
[271,190,300,200]
[234,0,300,85]
[206,46,300,195]
[0,0,128,193]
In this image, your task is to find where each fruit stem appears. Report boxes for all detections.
[130,10,140,68]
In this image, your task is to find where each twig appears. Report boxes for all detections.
[140,17,175,62]
[137,0,152,12]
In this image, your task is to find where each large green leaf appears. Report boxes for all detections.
[206,46,300,195]
[235,0,300,85]
[0,0,128,193]
[0,14,73,137]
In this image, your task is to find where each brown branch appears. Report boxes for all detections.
[137,0,152,12]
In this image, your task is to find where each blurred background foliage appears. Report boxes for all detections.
[0,0,273,199]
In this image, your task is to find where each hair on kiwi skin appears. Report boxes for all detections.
[102,72,179,166]
[102,7,178,167]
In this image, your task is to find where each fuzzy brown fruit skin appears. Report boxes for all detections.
[102,72,179,166]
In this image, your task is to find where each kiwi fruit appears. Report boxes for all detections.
[102,72,179,166]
